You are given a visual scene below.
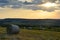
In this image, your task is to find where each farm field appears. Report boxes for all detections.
[0,27,60,40]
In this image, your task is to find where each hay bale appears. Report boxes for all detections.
[6,24,20,35]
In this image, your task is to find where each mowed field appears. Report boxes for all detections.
[0,27,60,40]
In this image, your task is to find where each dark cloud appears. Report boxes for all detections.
[0,0,9,7]
[47,0,57,3]
[0,0,8,3]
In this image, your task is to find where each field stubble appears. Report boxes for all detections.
[0,27,60,40]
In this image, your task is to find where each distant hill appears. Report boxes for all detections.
[0,18,60,26]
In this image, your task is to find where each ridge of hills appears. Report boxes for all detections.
[0,18,60,26]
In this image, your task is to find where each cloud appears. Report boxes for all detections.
[21,4,60,12]
[46,0,57,2]
[0,0,8,6]
[0,0,60,12]
[0,0,8,3]
[0,0,22,7]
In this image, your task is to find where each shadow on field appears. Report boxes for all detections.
[0,33,20,40]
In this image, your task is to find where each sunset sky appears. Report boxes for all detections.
[0,0,60,19]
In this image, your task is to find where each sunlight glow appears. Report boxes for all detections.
[41,2,57,8]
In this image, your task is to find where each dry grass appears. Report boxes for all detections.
[0,27,60,40]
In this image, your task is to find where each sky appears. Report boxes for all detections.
[0,0,60,19]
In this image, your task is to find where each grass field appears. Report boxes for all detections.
[0,27,60,40]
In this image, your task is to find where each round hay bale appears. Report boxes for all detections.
[6,24,20,35]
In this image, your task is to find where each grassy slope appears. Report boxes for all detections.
[0,27,60,40]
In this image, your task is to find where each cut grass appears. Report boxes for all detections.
[0,27,60,40]
[19,29,60,40]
